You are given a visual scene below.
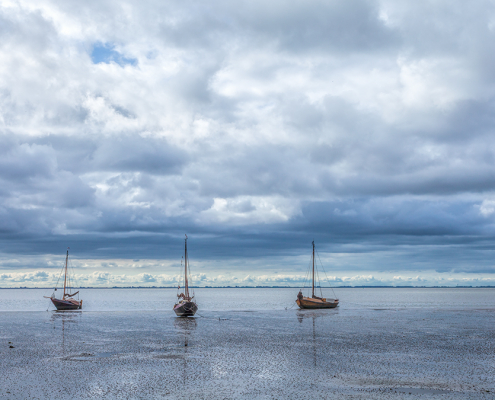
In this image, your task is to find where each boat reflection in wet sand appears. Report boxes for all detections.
[174,317,196,387]
[296,241,339,309]
[44,248,82,310]
[173,235,198,317]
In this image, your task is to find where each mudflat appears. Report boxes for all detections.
[1,305,494,399]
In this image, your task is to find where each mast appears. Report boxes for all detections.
[184,235,189,299]
[63,249,68,299]
[312,241,315,298]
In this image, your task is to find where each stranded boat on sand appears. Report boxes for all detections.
[296,241,339,309]
[173,235,198,317]
[44,248,83,310]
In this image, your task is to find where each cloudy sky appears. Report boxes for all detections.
[1,0,495,287]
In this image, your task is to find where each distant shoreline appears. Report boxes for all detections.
[1,286,494,289]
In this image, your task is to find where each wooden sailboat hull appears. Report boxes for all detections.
[51,298,82,310]
[296,297,338,309]
[173,301,198,317]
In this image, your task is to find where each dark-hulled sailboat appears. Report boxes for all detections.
[45,248,83,310]
[296,241,339,309]
[173,235,198,317]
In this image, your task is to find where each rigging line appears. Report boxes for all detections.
[67,257,71,292]
[181,257,185,289]
[68,256,79,293]
[46,259,65,308]
[302,255,312,291]
[302,264,309,290]
[65,254,70,293]
[316,249,334,298]
[316,249,337,299]
[315,262,323,297]
[188,259,195,297]
[69,263,81,299]
[43,266,60,299]
[69,265,75,296]
[177,257,184,293]
[313,246,323,297]
[54,261,64,292]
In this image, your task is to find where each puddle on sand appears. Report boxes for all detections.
[388,387,452,395]
[94,352,118,358]
[154,354,184,360]
[63,352,118,361]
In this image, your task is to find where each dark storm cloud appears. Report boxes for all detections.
[1,0,495,283]
[299,199,483,237]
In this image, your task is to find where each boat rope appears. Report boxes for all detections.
[194,312,230,320]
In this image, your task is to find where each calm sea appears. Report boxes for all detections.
[0,287,494,312]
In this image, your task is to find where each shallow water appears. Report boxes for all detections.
[1,287,495,312]
[0,289,494,399]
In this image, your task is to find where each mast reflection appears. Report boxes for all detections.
[51,311,79,357]
[173,317,197,385]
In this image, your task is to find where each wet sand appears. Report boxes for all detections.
[1,306,494,399]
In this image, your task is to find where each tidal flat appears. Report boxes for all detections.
[0,288,494,399]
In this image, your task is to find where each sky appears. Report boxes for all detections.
[1,0,495,287]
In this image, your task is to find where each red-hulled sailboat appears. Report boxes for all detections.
[296,241,339,309]
[173,235,198,317]
[45,248,82,310]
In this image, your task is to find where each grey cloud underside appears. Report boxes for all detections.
[1,198,495,275]
[153,0,398,53]
[1,0,495,276]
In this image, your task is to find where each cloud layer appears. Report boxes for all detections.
[1,0,495,285]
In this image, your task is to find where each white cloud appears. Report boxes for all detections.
[479,199,495,217]
[200,196,300,225]
[1,268,494,288]
[1,0,495,280]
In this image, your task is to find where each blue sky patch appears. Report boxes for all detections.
[91,42,137,66]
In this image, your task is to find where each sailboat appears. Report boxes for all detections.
[44,248,83,310]
[296,241,339,309]
[173,235,198,317]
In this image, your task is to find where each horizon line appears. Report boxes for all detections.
[1,285,494,289]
